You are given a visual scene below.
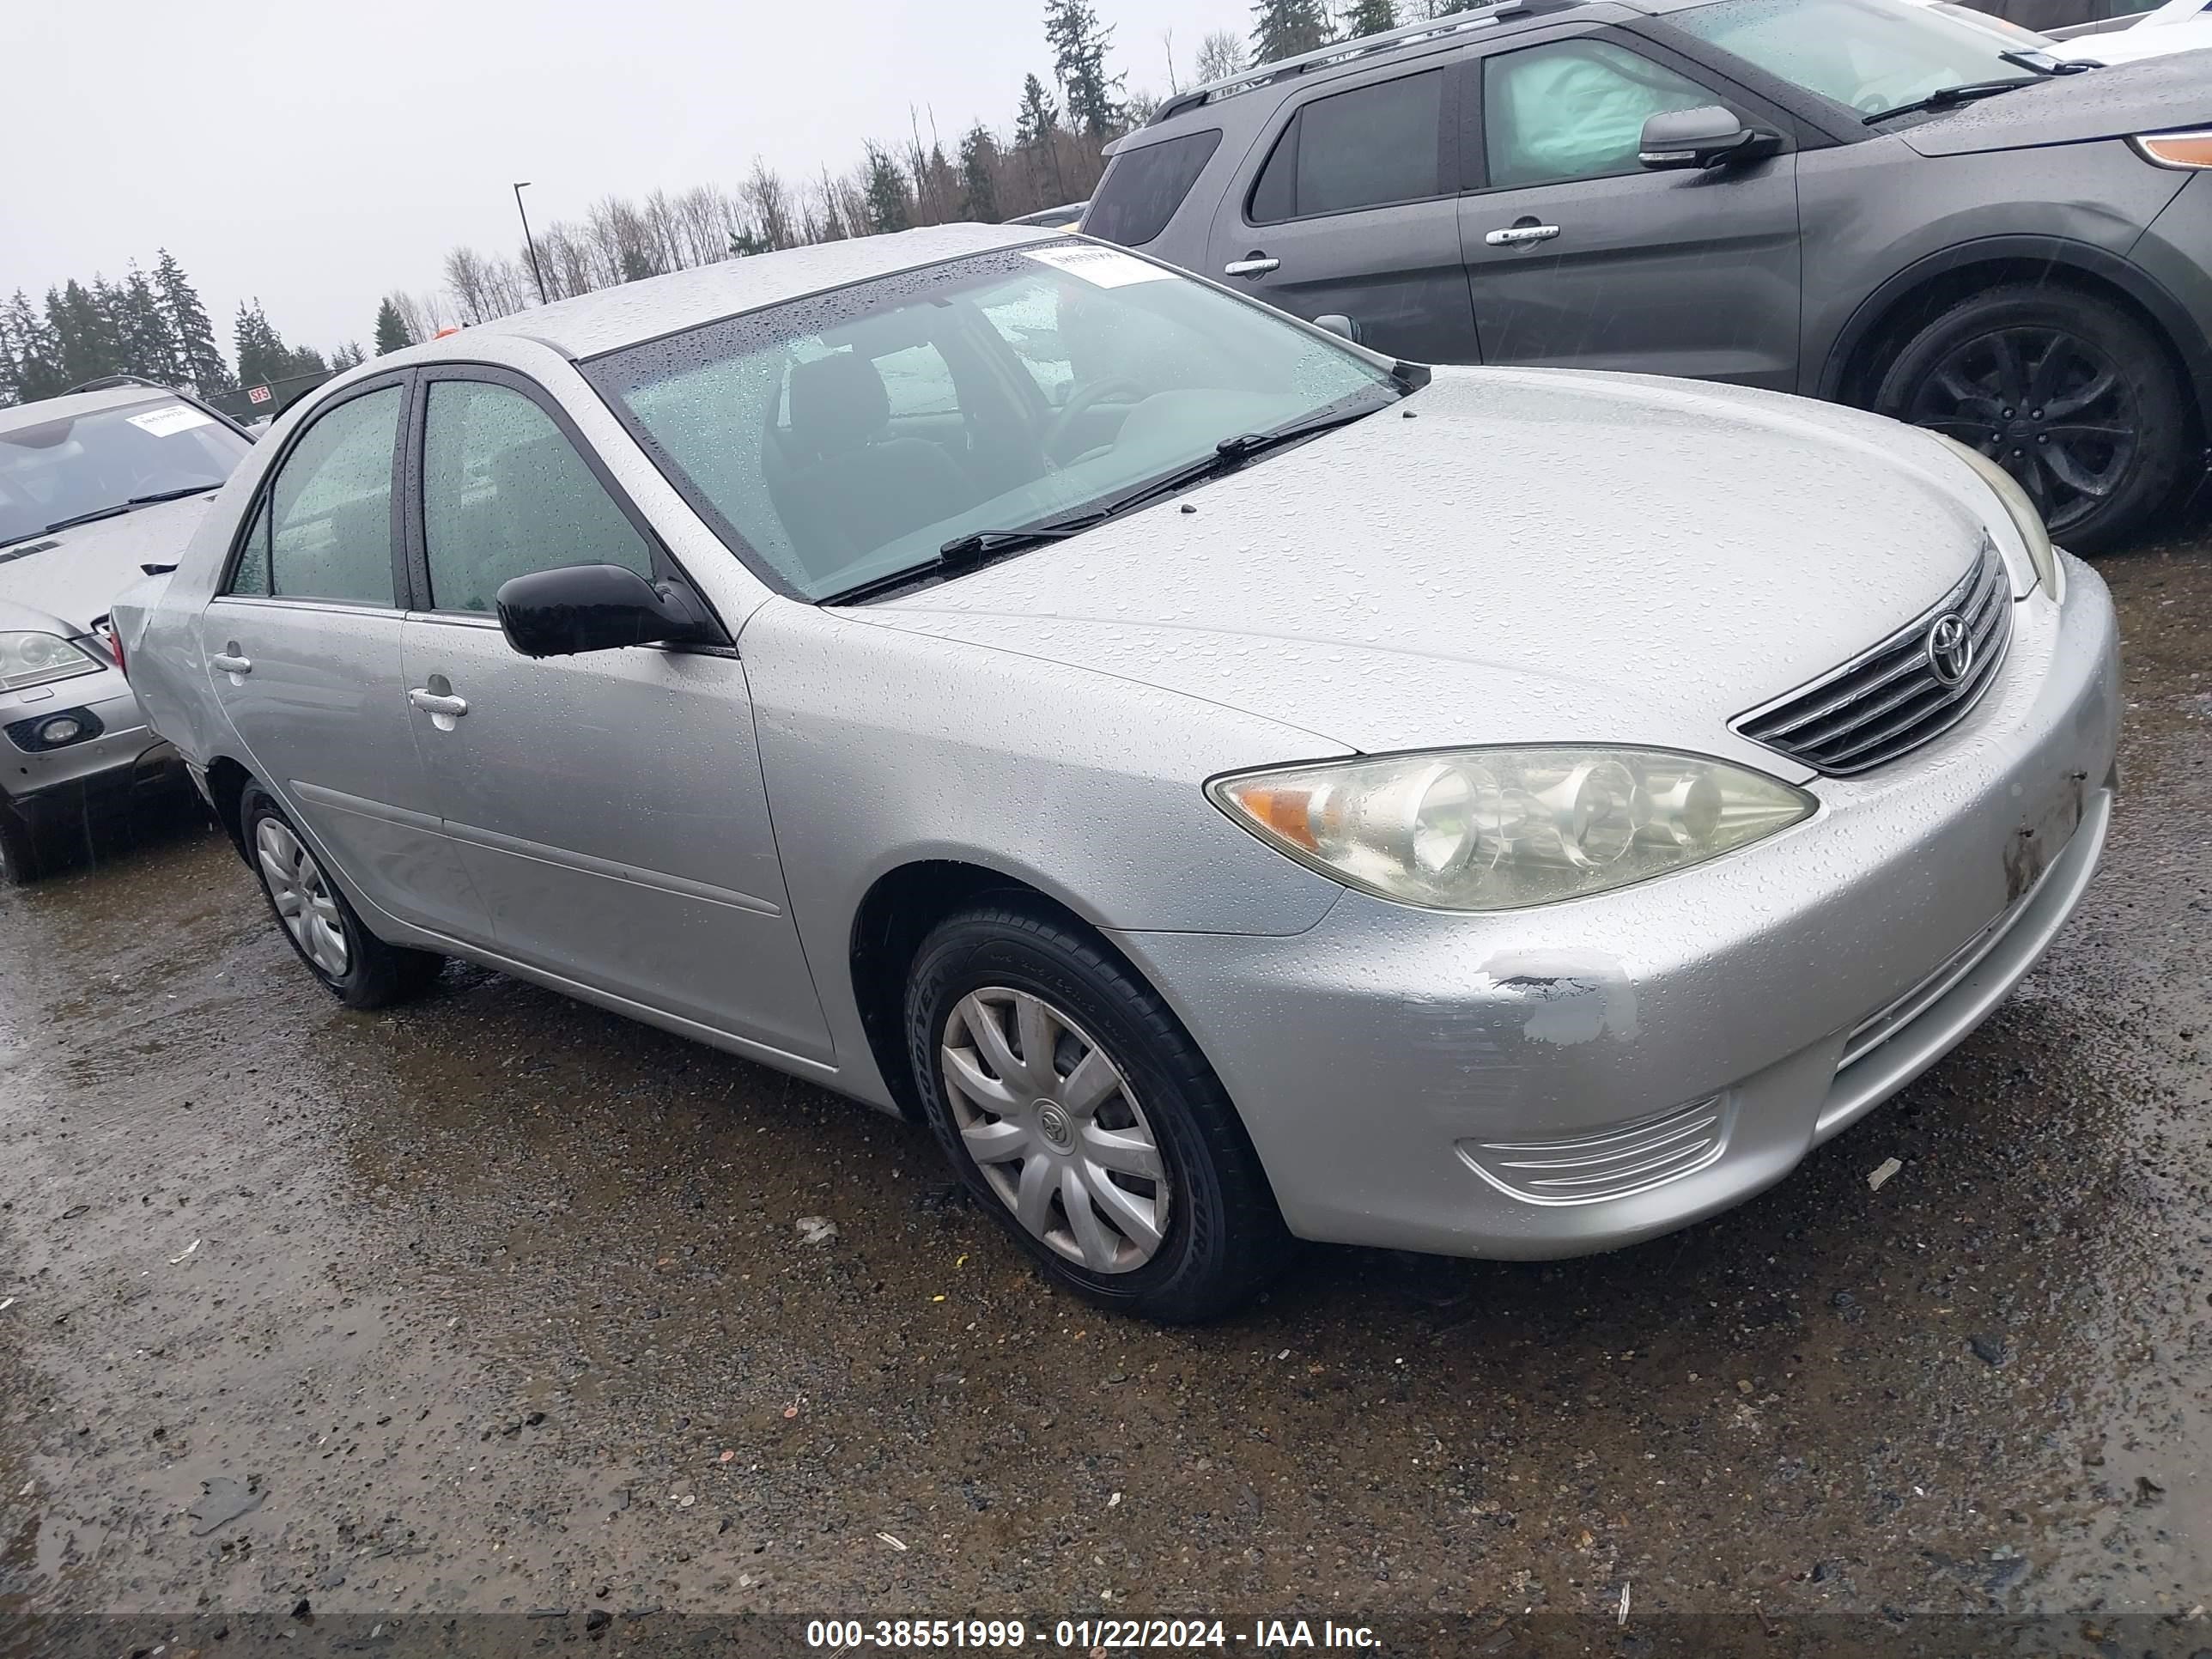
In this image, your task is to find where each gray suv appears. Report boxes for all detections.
[1091,0,2212,550]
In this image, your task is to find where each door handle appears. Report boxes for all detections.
[1485,222,1561,248]
[1223,256,1280,278]
[210,650,252,675]
[407,688,468,718]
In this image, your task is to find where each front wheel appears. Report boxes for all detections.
[240,783,442,1009]
[0,802,53,888]
[1875,284,2191,554]
[905,901,1290,1323]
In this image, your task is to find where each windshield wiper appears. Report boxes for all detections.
[40,504,131,533]
[125,483,222,506]
[1863,76,2049,124]
[822,395,1397,605]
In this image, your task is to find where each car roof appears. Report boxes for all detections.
[409,222,1066,363]
[0,383,192,434]
[1134,0,1645,140]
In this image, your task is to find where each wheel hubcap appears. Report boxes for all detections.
[1902,324,2136,538]
[255,817,349,979]
[940,988,1170,1275]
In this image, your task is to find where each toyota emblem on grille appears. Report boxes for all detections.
[1925,612,1973,687]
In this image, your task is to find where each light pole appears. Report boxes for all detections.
[513,181,550,306]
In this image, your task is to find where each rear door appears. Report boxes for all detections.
[398,365,834,1064]
[1455,31,1803,388]
[198,374,477,935]
[1204,58,1483,363]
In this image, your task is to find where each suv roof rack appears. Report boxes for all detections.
[63,374,172,396]
[1149,0,1588,125]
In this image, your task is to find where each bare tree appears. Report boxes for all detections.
[741,160,796,251]
[1194,27,1248,82]
[443,246,495,325]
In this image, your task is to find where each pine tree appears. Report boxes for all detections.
[1250,0,1333,64]
[329,343,367,372]
[117,264,183,385]
[1342,0,1398,36]
[958,125,1003,222]
[2,291,64,403]
[1044,0,1126,140]
[374,297,412,356]
[233,299,296,388]
[863,143,913,234]
[154,249,230,397]
[1015,74,1069,201]
[48,281,125,388]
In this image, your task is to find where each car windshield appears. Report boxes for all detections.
[0,397,248,549]
[1672,0,2052,119]
[582,240,1399,602]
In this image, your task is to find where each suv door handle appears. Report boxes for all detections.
[210,650,252,675]
[1485,222,1561,247]
[407,688,468,718]
[1223,256,1280,277]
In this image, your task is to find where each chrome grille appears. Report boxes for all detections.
[1735,542,2012,776]
[1457,1096,1728,1206]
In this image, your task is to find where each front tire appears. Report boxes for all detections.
[0,802,53,888]
[1875,283,2190,554]
[905,900,1289,1323]
[240,783,441,1009]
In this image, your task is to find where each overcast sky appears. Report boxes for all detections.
[9,0,1251,355]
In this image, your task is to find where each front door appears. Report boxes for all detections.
[198,376,476,936]
[398,368,834,1064]
[1457,34,1803,389]
[1206,59,1483,364]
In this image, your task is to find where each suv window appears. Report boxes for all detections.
[1484,41,1723,189]
[422,380,654,614]
[1086,129,1224,246]
[1250,71,1443,223]
[234,386,401,605]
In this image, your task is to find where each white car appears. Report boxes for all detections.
[1916,0,2212,60]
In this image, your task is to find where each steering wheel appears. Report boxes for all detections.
[1042,378,1148,466]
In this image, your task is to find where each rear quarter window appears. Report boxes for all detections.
[1085,129,1224,246]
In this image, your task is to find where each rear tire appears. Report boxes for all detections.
[240,782,442,1009]
[1874,283,2190,555]
[905,899,1291,1323]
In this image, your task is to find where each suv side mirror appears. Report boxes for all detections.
[495,562,722,659]
[1638,106,1780,172]
[1314,313,1364,345]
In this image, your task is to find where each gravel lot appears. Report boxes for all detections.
[1,525,2206,1656]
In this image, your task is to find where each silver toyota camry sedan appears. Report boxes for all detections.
[112,223,2118,1322]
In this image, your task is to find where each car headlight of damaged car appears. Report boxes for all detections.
[0,631,106,692]
[1934,434,2063,601]
[1211,747,1814,911]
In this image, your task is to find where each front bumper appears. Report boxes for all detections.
[1111,561,2121,1258]
[1,675,188,829]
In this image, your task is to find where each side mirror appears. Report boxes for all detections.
[495,562,721,659]
[1313,313,1364,344]
[1638,106,1779,172]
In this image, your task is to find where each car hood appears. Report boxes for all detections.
[866,368,2014,768]
[1897,53,2212,156]
[0,494,214,631]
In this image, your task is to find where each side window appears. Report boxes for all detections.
[1251,70,1444,223]
[1085,128,1224,246]
[228,494,272,596]
[263,386,404,605]
[1484,40,1724,191]
[421,380,655,614]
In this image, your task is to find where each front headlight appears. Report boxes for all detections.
[1209,746,1814,912]
[1933,434,2063,601]
[0,631,105,693]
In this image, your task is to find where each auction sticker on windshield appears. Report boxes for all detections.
[1023,243,1173,287]
[125,404,218,438]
